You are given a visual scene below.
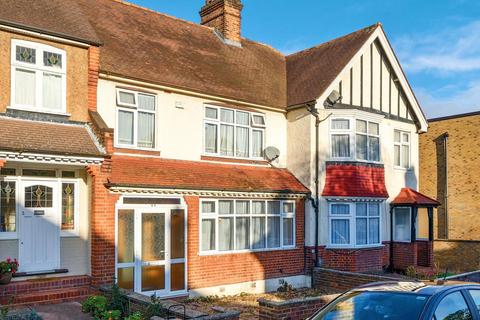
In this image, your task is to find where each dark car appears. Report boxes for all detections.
[309,281,480,320]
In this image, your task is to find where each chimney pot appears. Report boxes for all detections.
[200,0,243,44]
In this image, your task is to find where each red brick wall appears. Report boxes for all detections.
[258,295,337,320]
[392,242,417,270]
[87,159,120,286]
[312,268,400,292]
[87,46,99,112]
[416,240,433,267]
[185,196,306,289]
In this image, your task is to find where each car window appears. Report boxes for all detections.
[468,290,480,313]
[433,291,473,320]
[311,291,428,320]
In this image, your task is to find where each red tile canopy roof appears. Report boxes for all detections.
[391,188,440,206]
[108,156,309,194]
[322,163,389,198]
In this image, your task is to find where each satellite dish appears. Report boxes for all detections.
[264,146,280,162]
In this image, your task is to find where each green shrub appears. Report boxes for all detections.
[97,310,121,320]
[405,265,417,278]
[143,295,165,319]
[81,295,108,317]
[108,283,128,315]
[124,312,143,320]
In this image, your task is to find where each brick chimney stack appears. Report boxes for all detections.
[200,0,243,43]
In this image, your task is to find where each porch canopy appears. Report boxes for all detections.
[390,188,440,242]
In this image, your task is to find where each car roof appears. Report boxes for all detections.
[353,281,480,296]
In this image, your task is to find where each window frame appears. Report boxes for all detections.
[394,129,411,169]
[115,88,157,150]
[393,206,412,243]
[199,199,296,255]
[203,105,266,160]
[328,201,382,249]
[329,117,382,163]
[10,39,67,115]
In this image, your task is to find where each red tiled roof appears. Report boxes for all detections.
[0,0,379,110]
[108,156,309,194]
[322,163,389,198]
[0,117,104,157]
[391,188,440,206]
[286,24,378,107]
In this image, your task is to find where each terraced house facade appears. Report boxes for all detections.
[0,0,437,304]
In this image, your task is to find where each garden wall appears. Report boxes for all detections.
[312,267,401,292]
[258,295,337,320]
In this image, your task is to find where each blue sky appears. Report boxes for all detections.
[132,0,480,118]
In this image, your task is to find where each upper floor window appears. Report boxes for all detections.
[116,89,156,149]
[330,118,380,162]
[204,105,265,159]
[11,40,66,113]
[329,202,381,247]
[394,130,410,169]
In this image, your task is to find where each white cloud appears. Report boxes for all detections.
[416,81,480,118]
[395,20,480,73]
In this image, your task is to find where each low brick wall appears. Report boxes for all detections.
[312,268,401,292]
[258,294,338,320]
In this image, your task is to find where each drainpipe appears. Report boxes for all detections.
[305,102,333,268]
[442,132,449,239]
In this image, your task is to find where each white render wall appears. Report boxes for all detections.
[97,79,288,167]
[287,106,419,246]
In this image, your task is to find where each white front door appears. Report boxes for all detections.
[19,180,60,272]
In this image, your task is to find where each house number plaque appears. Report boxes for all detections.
[34,210,45,216]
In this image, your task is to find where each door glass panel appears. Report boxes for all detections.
[142,213,165,261]
[171,263,185,291]
[117,210,134,263]
[171,209,185,259]
[1,182,16,232]
[24,185,53,208]
[118,267,134,291]
[142,265,165,292]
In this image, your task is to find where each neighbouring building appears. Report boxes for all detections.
[0,0,435,304]
[420,112,480,273]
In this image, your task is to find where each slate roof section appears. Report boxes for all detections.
[108,156,310,194]
[286,24,378,107]
[0,117,104,157]
[322,162,389,198]
[391,188,440,206]
[0,0,101,45]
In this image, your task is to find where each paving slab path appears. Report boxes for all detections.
[34,302,92,320]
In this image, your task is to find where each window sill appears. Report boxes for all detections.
[328,158,384,166]
[0,233,17,241]
[199,246,297,256]
[201,155,269,165]
[61,231,80,238]
[7,106,70,117]
[325,244,384,250]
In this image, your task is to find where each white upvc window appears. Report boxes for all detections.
[330,117,381,163]
[11,40,67,114]
[200,199,295,254]
[356,120,380,162]
[329,202,381,248]
[393,207,411,242]
[394,130,410,169]
[116,89,156,149]
[203,105,266,159]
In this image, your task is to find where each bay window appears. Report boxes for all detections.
[116,89,156,149]
[11,40,66,113]
[330,117,381,162]
[204,105,265,159]
[329,202,381,247]
[200,199,295,253]
[394,130,410,169]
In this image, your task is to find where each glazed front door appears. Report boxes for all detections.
[19,181,60,272]
[117,207,186,296]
